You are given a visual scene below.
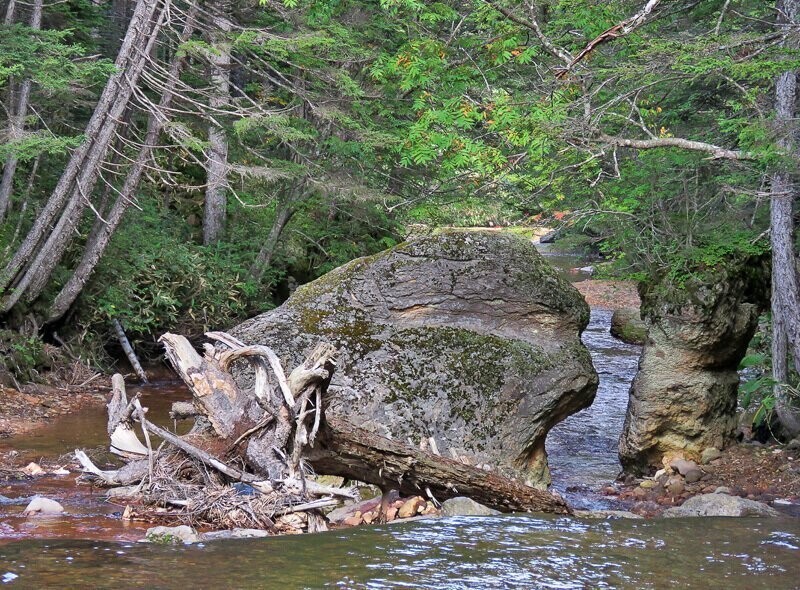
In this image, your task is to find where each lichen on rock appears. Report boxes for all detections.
[232,231,598,487]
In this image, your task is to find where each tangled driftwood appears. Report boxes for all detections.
[76,332,569,533]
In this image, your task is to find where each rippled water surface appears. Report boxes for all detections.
[2,515,799,588]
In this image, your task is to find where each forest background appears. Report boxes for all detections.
[0,0,798,429]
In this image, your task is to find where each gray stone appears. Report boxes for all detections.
[619,259,766,473]
[662,494,780,518]
[669,459,699,476]
[145,525,200,544]
[22,496,64,516]
[684,469,703,484]
[201,528,270,541]
[441,496,500,517]
[610,308,647,345]
[232,231,597,486]
[539,230,560,244]
[701,447,722,464]
[714,486,733,495]
[574,510,644,519]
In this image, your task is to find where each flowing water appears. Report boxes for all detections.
[1,254,799,587]
[547,308,641,510]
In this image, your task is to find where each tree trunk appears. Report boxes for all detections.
[250,197,296,280]
[310,418,570,513]
[0,0,165,311]
[0,0,42,222]
[202,16,232,245]
[3,0,15,24]
[771,0,800,436]
[112,319,148,383]
[46,7,197,323]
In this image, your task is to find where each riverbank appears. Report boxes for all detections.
[606,442,800,518]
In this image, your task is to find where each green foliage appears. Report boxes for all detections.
[77,199,275,343]
[0,329,48,382]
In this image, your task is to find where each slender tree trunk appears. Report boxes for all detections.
[202,16,231,245]
[0,0,166,313]
[47,6,197,323]
[0,0,42,222]
[250,197,296,280]
[771,0,800,436]
[1,155,38,259]
[3,0,15,24]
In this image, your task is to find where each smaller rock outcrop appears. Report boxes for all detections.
[619,258,767,473]
[609,308,646,345]
[662,494,779,518]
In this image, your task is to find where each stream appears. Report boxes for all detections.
[1,256,799,587]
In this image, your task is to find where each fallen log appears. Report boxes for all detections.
[309,418,570,514]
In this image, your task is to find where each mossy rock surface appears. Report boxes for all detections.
[232,231,598,486]
[610,308,647,345]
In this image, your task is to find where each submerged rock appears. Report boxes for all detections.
[574,510,643,519]
[662,494,780,518]
[232,231,598,486]
[145,525,200,544]
[609,308,646,345]
[441,497,499,517]
[201,528,270,541]
[22,497,64,516]
[619,258,767,473]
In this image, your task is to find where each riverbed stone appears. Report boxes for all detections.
[441,496,500,517]
[232,231,598,487]
[574,510,643,519]
[398,496,427,518]
[662,494,780,518]
[701,447,722,464]
[619,258,766,473]
[669,459,698,476]
[684,469,703,484]
[610,308,647,345]
[22,496,64,516]
[145,525,200,544]
[201,528,270,541]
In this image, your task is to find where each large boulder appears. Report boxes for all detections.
[232,231,597,487]
[619,258,768,473]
